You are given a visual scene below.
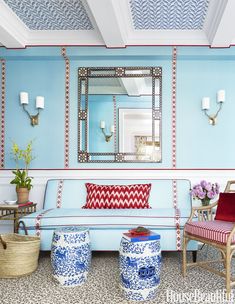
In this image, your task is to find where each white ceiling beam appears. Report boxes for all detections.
[27,30,103,46]
[119,78,142,96]
[205,0,235,47]
[0,0,28,48]
[85,0,126,47]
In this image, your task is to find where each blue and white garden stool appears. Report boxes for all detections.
[119,235,161,301]
[51,227,91,287]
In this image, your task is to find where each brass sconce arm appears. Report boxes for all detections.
[20,92,44,126]
[203,102,223,126]
[101,127,114,142]
[201,90,225,125]
[22,104,40,126]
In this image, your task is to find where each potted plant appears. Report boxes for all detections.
[10,140,34,203]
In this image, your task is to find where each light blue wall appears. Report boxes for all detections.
[1,46,235,169]
[177,58,235,168]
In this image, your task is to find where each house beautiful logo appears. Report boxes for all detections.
[166,289,234,304]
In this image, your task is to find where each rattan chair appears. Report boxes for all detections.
[182,180,235,295]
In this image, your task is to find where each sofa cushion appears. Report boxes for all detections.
[215,193,235,222]
[21,207,191,230]
[185,220,235,244]
[83,183,151,209]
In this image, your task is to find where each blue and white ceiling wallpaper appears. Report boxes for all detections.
[3,0,93,30]
[129,0,210,30]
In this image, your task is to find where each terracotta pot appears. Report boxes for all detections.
[16,188,29,203]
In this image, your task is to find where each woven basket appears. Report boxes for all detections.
[0,221,40,278]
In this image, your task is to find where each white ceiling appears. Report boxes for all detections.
[0,0,234,49]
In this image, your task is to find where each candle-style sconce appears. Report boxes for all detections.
[20,92,44,126]
[100,121,114,142]
[201,90,225,125]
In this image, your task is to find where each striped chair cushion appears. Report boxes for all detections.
[185,220,235,244]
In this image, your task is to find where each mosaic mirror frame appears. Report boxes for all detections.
[78,67,162,163]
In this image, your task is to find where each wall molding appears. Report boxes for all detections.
[0,168,233,220]
[1,168,234,184]
[0,59,6,169]
[0,168,234,233]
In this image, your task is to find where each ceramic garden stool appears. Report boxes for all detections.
[51,226,91,287]
[119,235,161,301]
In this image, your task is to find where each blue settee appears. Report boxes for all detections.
[19,178,197,251]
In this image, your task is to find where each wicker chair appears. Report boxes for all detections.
[182,180,235,295]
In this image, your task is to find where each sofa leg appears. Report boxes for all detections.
[192,251,197,263]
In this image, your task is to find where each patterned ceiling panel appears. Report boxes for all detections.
[129,0,210,30]
[3,0,93,30]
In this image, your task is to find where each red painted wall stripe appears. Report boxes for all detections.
[0,59,5,169]
[113,95,117,153]
[56,179,64,208]
[171,48,181,250]
[172,46,177,169]
[61,47,70,169]
[173,180,181,250]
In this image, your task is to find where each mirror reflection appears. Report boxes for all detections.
[78,67,162,163]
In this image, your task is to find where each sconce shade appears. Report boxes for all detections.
[202,97,210,110]
[19,92,44,126]
[100,121,105,129]
[20,92,29,104]
[202,89,225,125]
[217,90,225,103]
[110,125,115,133]
[36,96,45,109]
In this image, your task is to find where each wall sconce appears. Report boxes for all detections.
[100,121,114,142]
[201,90,225,125]
[20,92,44,126]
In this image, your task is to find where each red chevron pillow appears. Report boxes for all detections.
[83,183,152,209]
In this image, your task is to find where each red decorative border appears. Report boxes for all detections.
[35,208,53,236]
[0,59,6,169]
[56,179,64,208]
[173,179,181,250]
[113,95,117,153]
[172,46,177,169]
[61,47,70,169]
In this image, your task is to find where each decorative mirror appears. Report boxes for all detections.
[78,67,162,163]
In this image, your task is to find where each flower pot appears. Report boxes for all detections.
[201,198,211,206]
[16,188,29,203]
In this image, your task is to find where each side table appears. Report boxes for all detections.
[0,203,37,233]
[51,226,91,287]
[119,235,161,301]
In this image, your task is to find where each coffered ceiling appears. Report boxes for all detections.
[0,0,234,49]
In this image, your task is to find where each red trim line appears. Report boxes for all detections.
[113,95,117,153]
[2,168,235,171]
[26,215,189,219]
[56,180,64,208]
[0,59,5,169]
[28,223,184,228]
[61,47,70,168]
[2,44,235,50]
[172,46,177,169]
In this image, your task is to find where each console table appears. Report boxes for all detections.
[0,203,37,233]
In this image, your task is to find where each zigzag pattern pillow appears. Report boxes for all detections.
[83,183,152,209]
